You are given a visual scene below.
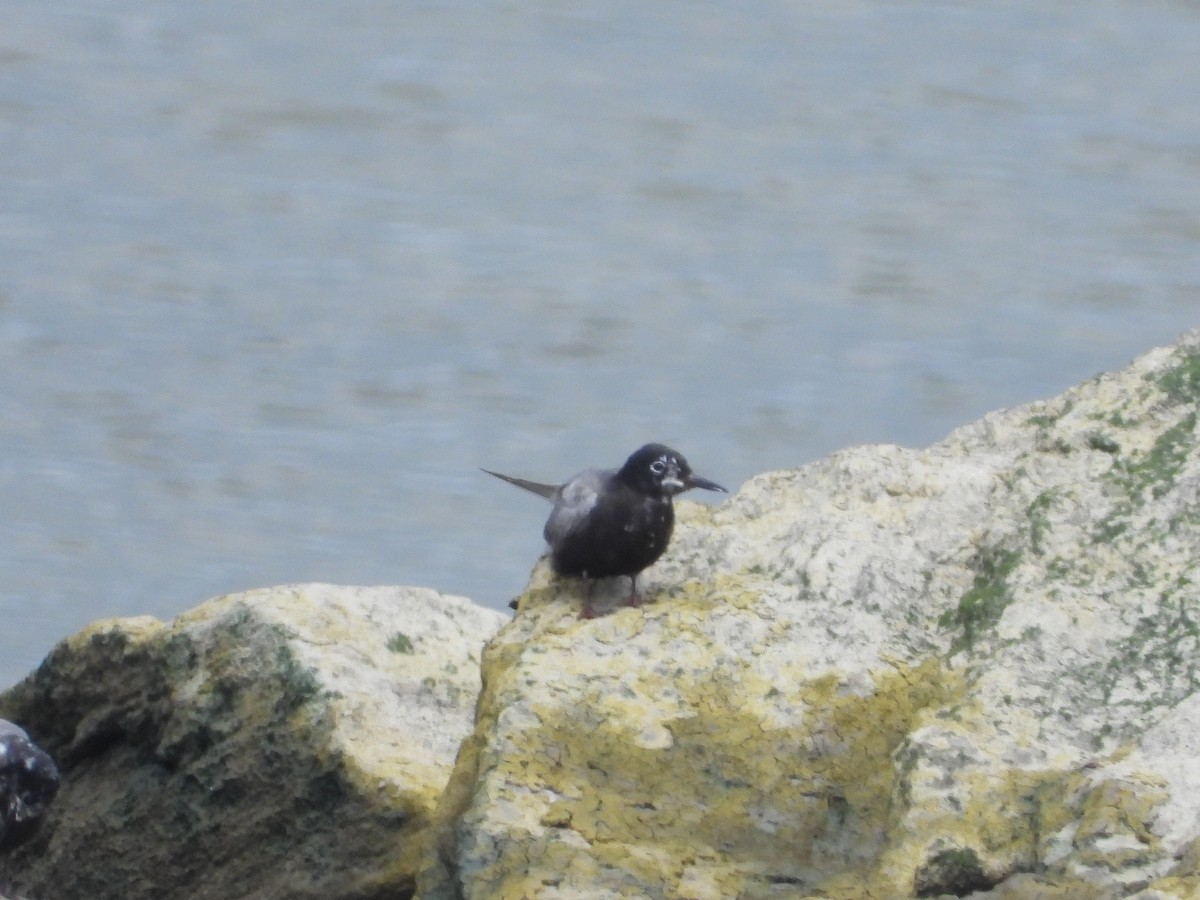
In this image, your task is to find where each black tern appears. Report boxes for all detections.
[0,719,59,853]
[484,443,727,618]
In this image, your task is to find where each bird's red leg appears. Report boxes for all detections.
[623,574,644,608]
[579,579,599,619]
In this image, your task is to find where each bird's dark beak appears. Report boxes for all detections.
[686,474,728,493]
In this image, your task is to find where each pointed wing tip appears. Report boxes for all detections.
[480,468,560,501]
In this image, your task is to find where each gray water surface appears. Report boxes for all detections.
[2,0,1199,687]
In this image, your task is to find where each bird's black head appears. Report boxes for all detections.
[617,443,728,498]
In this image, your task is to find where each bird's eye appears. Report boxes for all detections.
[649,459,667,476]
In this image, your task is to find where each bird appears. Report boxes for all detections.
[0,719,60,853]
[483,443,727,618]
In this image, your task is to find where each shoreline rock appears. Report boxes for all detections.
[0,584,505,900]
[420,329,1200,898]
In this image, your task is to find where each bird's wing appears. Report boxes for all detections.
[544,468,607,545]
[481,468,561,501]
[0,719,30,741]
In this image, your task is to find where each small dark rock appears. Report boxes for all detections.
[914,847,999,898]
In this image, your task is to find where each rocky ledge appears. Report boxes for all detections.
[0,585,505,900]
[6,331,1200,899]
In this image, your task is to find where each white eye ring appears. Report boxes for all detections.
[649,458,667,475]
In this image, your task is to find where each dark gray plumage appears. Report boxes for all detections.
[484,443,727,617]
[0,720,59,853]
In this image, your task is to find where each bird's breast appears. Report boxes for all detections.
[548,492,675,579]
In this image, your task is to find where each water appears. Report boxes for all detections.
[2,0,1199,688]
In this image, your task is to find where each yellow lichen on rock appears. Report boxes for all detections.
[427,596,965,898]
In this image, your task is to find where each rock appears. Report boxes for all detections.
[0,584,505,900]
[419,330,1200,899]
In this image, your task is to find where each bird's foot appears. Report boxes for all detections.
[579,603,601,619]
[622,593,645,608]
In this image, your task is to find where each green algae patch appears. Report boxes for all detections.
[387,632,415,654]
[1100,349,1200,508]
[1026,489,1060,555]
[1066,575,1200,726]
[1111,411,1197,501]
[1158,349,1200,406]
[940,547,1021,655]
